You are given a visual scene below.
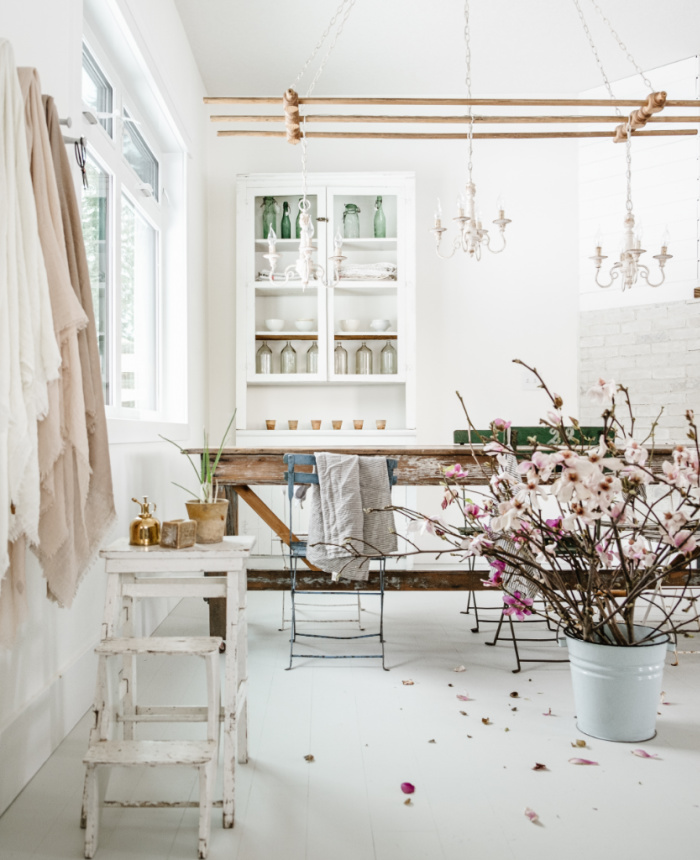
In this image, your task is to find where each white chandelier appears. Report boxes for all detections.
[574,0,672,290]
[430,0,511,260]
[589,130,672,290]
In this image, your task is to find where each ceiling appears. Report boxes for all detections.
[173,0,700,97]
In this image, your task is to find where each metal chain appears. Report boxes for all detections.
[304,0,356,98]
[290,0,353,92]
[464,0,474,183]
[587,0,654,91]
[571,0,622,116]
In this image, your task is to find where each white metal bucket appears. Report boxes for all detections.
[565,625,669,742]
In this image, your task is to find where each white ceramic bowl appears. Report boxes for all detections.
[340,319,361,332]
[369,319,391,332]
[265,318,284,331]
[295,319,315,332]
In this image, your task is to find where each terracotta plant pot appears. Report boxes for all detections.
[185,499,229,544]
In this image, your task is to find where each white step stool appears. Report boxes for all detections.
[83,636,222,859]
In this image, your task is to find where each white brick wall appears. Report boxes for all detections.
[578,299,700,443]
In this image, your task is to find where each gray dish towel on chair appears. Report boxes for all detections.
[306,453,397,582]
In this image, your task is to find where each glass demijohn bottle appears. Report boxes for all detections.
[281,201,291,239]
[280,341,297,374]
[256,340,272,374]
[334,341,348,375]
[373,195,386,238]
[356,341,373,374]
[306,341,318,374]
[342,203,361,239]
[380,341,397,374]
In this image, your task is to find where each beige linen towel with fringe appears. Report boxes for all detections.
[18,67,91,608]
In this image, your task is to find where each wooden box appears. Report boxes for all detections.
[159,519,197,549]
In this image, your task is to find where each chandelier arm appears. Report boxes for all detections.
[594,266,620,289]
[485,232,507,254]
[639,265,667,289]
[433,236,461,260]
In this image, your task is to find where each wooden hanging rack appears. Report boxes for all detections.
[206,90,700,142]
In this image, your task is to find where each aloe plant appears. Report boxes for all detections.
[160,410,236,503]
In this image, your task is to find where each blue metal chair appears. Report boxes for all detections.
[283,453,398,670]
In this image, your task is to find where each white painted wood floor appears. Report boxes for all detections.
[2,590,700,860]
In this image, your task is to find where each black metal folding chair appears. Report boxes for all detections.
[283,453,397,670]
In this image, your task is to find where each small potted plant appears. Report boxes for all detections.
[161,411,236,543]
[364,361,700,742]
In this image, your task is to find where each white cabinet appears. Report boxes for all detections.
[235,172,416,444]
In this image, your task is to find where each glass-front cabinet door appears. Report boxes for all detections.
[236,172,415,439]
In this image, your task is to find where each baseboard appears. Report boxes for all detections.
[0,641,97,816]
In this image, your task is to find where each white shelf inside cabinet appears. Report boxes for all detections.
[334,281,398,295]
[254,331,319,338]
[248,374,324,385]
[254,283,320,297]
[339,238,397,251]
[254,238,307,247]
[327,374,406,384]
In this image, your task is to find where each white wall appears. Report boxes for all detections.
[0,0,209,814]
[206,135,581,441]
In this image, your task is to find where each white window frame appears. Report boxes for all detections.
[81,27,187,441]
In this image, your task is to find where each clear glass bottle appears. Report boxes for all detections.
[256,340,272,374]
[373,195,386,238]
[281,201,291,239]
[306,341,318,374]
[295,198,302,238]
[356,341,373,374]
[380,341,397,374]
[280,341,297,374]
[261,196,278,240]
[342,203,361,239]
[334,341,348,375]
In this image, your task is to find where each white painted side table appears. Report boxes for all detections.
[98,536,255,828]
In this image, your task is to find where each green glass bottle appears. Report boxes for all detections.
[374,195,386,238]
[295,198,303,239]
[281,201,291,239]
[261,196,278,240]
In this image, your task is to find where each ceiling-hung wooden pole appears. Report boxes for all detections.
[204,95,700,108]
[209,113,700,125]
[217,129,698,139]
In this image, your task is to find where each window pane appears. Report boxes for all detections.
[82,44,113,137]
[81,157,111,404]
[122,109,159,200]
[121,196,158,411]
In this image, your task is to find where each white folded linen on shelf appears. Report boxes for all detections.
[306,452,397,582]
[338,262,397,281]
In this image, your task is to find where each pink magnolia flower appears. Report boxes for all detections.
[445,463,469,479]
[663,530,697,556]
[503,591,534,620]
[596,542,616,566]
[464,502,485,519]
[546,410,563,426]
[483,559,506,588]
[483,441,509,455]
[587,378,616,404]
[441,487,459,510]
[493,418,512,431]
[660,509,689,536]
[623,438,648,466]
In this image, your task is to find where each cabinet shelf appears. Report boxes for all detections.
[333,333,396,340]
[255,332,318,340]
[254,283,319,296]
[338,237,397,251]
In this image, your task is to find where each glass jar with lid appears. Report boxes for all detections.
[355,341,373,374]
[334,341,348,374]
[380,341,397,374]
[280,341,297,374]
[256,340,272,374]
[342,203,361,239]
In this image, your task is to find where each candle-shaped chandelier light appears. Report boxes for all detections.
[430,0,511,260]
[589,129,672,290]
